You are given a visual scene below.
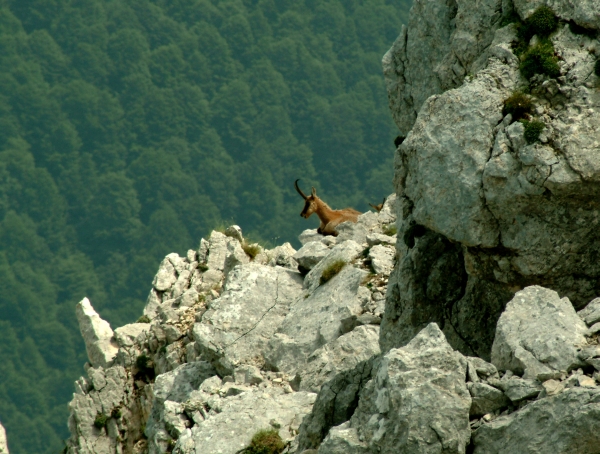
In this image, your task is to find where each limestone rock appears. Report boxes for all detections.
[513,0,600,30]
[350,323,471,453]
[294,241,331,271]
[300,325,380,393]
[265,266,367,378]
[472,388,600,454]
[304,240,364,292]
[0,422,8,454]
[299,229,324,245]
[578,297,600,326]
[194,264,303,375]
[152,256,178,292]
[317,422,369,454]
[296,358,376,452]
[468,382,510,417]
[367,245,394,275]
[114,323,150,348]
[75,298,118,368]
[491,286,588,380]
[487,377,542,403]
[177,388,316,454]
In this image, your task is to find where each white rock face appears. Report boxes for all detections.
[350,323,471,453]
[0,422,8,454]
[193,264,304,375]
[491,286,588,379]
[75,297,118,368]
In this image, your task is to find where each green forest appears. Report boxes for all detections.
[0,0,410,452]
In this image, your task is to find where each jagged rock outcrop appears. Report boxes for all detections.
[65,205,398,454]
[382,0,600,360]
[76,297,119,368]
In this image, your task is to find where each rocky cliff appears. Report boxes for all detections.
[62,0,600,453]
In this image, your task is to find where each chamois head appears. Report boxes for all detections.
[295,179,319,219]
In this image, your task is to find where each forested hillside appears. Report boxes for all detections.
[0,0,410,452]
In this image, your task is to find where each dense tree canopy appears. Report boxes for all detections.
[0,0,410,452]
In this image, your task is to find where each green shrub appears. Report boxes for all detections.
[499,11,520,28]
[198,263,209,272]
[111,408,122,419]
[245,429,285,454]
[94,412,108,429]
[595,59,600,77]
[521,120,545,144]
[520,41,560,79]
[242,241,261,259]
[503,91,533,120]
[137,315,151,323]
[525,6,558,38]
[320,260,346,285]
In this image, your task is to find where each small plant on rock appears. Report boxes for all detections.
[94,412,109,429]
[137,315,151,323]
[320,259,346,285]
[382,224,397,236]
[241,429,286,454]
[521,119,546,144]
[111,407,122,419]
[520,41,560,79]
[242,241,261,259]
[524,5,558,38]
[503,91,533,120]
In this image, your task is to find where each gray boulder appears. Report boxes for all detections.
[296,358,376,452]
[75,298,118,368]
[578,297,600,326]
[194,264,303,375]
[317,422,369,454]
[265,265,367,377]
[472,388,600,454]
[177,388,316,454]
[367,245,395,275]
[300,325,380,393]
[294,241,331,271]
[304,240,364,292]
[491,286,588,380]
[350,323,471,454]
[468,383,510,417]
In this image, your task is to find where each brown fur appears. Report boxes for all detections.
[295,180,360,236]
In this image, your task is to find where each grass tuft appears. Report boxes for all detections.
[524,6,558,38]
[94,412,108,429]
[137,315,151,323]
[521,120,546,144]
[382,224,397,236]
[503,91,533,120]
[320,260,346,285]
[519,41,560,79]
[245,429,286,454]
[242,241,261,259]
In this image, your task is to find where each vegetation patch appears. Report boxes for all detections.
[198,263,209,272]
[137,315,151,323]
[135,354,156,382]
[241,429,286,454]
[503,91,533,120]
[521,120,546,144]
[382,224,397,236]
[111,407,122,419]
[519,41,560,79]
[320,260,347,285]
[523,6,558,39]
[595,59,600,78]
[242,241,261,260]
[94,412,109,429]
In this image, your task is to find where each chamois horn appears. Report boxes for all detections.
[294,179,308,200]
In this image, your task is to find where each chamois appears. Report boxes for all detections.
[369,197,386,213]
[295,179,360,236]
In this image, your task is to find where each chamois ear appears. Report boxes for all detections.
[311,187,317,197]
